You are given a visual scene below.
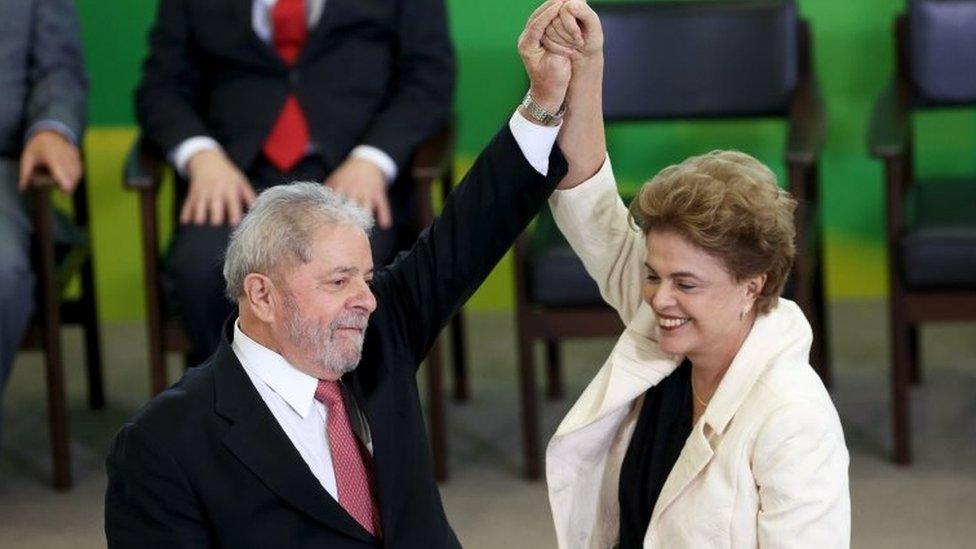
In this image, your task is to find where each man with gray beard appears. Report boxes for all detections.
[281,285,370,377]
[104,2,582,546]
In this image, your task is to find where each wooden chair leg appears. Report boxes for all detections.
[450,311,469,402]
[813,246,832,389]
[80,257,104,409]
[793,267,823,383]
[545,340,563,400]
[426,336,448,482]
[907,324,922,385]
[790,164,830,386]
[138,190,168,395]
[33,189,72,490]
[148,333,167,395]
[891,300,912,465]
[518,329,541,480]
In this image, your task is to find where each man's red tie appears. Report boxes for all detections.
[263,0,311,171]
[315,380,381,537]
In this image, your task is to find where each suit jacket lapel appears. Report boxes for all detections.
[297,0,337,63]
[212,329,374,543]
[546,305,679,545]
[236,0,289,67]
[554,304,679,439]
[649,299,813,528]
[649,426,714,528]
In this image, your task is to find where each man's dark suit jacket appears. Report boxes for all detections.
[136,0,455,172]
[105,125,568,548]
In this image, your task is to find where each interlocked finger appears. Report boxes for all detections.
[545,25,575,51]
[521,0,565,50]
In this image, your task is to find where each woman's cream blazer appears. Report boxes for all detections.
[545,158,850,549]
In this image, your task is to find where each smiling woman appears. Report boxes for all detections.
[547,151,851,549]
[541,4,849,547]
[632,151,797,407]
[631,151,796,317]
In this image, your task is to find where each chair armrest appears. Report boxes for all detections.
[410,123,455,185]
[786,77,827,166]
[868,79,911,160]
[27,170,58,190]
[123,136,165,191]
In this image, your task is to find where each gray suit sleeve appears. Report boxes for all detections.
[25,0,88,143]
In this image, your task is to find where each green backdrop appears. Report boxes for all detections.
[73,0,976,321]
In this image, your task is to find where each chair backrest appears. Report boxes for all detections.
[596,0,801,121]
[907,0,976,106]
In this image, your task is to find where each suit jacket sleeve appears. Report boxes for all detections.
[753,402,851,548]
[548,156,648,324]
[357,0,455,169]
[25,0,88,140]
[135,0,212,155]
[376,124,567,366]
[105,423,213,548]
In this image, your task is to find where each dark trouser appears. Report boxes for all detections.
[168,154,416,364]
[0,159,36,444]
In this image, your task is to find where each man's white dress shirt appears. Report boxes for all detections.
[233,320,344,499]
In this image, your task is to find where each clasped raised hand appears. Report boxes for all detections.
[542,0,603,67]
[519,0,579,115]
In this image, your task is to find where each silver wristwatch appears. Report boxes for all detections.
[521,91,567,126]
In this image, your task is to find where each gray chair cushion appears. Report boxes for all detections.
[900,178,976,290]
[909,0,976,106]
[527,208,605,307]
[528,243,605,307]
[597,0,799,121]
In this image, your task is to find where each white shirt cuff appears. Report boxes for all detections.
[170,136,223,178]
[350,145,398,183]
[508,110,560,176]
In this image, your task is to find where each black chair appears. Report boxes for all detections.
[19,170,104,490]
[513,0,827,479]
[122,126,466,481]
[868,0,976,465]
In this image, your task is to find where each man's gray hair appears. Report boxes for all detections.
[223,182,374,300]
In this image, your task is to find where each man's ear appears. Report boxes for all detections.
[242,273,277,323]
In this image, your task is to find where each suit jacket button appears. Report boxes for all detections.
[289,69,300,89]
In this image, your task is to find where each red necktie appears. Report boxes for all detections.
[315,380,381,537]
[262,0,311,171]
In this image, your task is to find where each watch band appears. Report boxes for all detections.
[521,91,567,126]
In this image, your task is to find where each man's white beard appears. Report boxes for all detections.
[283,296,368,378]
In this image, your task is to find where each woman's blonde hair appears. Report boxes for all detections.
[629,150,797,315]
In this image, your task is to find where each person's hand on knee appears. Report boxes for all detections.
[182,149,256,227]
[17,130,83,194]
[323,157,392,229]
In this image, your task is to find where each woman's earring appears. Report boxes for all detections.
[740,304,751,321]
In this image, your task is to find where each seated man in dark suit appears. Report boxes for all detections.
[0,0,87,441]
[106,2,585,545]
[136,0,456,362]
